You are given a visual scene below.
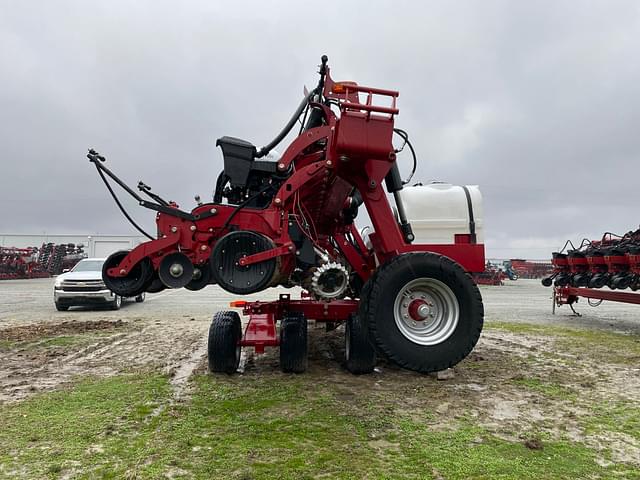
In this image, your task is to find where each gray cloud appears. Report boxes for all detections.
[1,0,639,259]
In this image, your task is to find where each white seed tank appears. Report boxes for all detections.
[400,183,484,244]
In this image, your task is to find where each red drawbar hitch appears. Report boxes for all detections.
[235,294,358,354]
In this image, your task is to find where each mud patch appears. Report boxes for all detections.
[0,320,126,343]
[0,317,208,403]
[167,337,208,399]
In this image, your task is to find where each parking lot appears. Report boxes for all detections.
[1,278,639,478]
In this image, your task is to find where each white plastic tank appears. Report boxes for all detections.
[399,183,484,244]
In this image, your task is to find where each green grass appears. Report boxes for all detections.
[1,373,637,479]
[584,401,640,442]
[396,421,621,480]
[36,335,87,348]
[0,373,171,479]
[510,377,577,400]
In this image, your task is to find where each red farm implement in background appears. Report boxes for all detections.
[37,243,86,276]
[542,229,640,313]
[0,247,47,280]
[0,243,86,280]
[509,259,553,279]
[89,56,485,375]
[472,262,505,286]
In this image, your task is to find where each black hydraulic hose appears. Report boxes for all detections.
[255,56,329,158]
[558,239,577,254]
[255,92,314,158]
[393,128,417,185]
[95,167,155,240]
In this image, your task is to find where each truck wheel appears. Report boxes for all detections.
[110,295,122,310]
[280,312,307,373]
[55,302,69,311]
[208,311,242,374]
[135,292,145,303]
[345,314,376,374]
[359,252,483,373]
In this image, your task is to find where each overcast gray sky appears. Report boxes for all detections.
[1,1,639,259]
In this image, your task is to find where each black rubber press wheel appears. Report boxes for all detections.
[359,252,483,373]
[208,311,242,374]
[279,312,308,373]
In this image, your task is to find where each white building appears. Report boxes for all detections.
[0,234,146,258]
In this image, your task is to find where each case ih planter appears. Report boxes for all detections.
[89,56,485,374]
[542,229,640,313]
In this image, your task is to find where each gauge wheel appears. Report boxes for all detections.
[359,252,483,373]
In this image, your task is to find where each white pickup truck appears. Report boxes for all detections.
[53,258,145,311]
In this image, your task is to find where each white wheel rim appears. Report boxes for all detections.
[393,278,459,346]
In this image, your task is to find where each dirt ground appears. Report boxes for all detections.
[0,278,639,469]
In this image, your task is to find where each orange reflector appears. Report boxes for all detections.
[230,300,247,308]
[332,81,357,94]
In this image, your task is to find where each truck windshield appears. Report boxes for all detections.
[72,260,104,272]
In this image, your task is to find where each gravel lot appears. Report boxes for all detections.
[3,277,640,332]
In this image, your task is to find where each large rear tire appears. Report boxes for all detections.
[208,311,242,374]
[345,314,376,374]
[279,312,308,373]
[359,252,483,373]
